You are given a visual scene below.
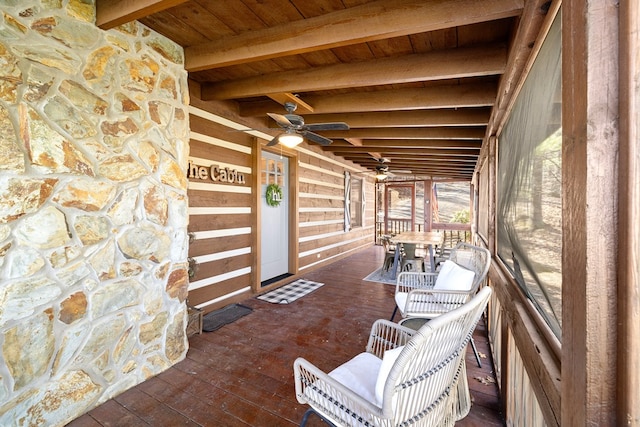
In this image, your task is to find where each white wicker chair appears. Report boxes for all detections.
[391,242,491,321]
[293,287,492,427]
[390,242,491,368]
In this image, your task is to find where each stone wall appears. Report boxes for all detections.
[0,2,190,425]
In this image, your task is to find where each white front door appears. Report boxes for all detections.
[260,151,289,282]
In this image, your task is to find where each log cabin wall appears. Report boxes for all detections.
[187,86,374,314]
[296,147,374,272]
[186,102,255,311]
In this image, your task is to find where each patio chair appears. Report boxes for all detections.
[390,242,491,367]
[399,243,425,272]
[380,235,396,272]
[433,230,464,269]
[293,286,492,427]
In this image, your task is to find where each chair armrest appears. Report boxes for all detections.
[395,271,438,295]
[365,319,416,358]
[402,289,473,319]
[293,357,388,421]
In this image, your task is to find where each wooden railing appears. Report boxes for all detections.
[376,220,420,243]
[433,228,472,248]
[386,219,422,234]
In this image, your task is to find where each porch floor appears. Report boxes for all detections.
[67,245,504,426]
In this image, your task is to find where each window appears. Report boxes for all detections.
[432,182,470,225]
[497,13,562,338]
[261,157,284,186]
[350,176,363,228]
[385,183,415,234]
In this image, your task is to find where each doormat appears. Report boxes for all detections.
[256,279,324,304]
[202,304,253,332]
[363,267,397,286]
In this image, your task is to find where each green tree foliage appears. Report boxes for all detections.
[450,209,470,224]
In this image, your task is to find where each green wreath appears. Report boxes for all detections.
[265,183,283,207]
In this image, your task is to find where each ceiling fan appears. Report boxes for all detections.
[353,157,392,181]
[266,102,349,148]
[367,157,414,181]
[373,158,391,181]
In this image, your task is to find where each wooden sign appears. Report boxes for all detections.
[187,161,247,185]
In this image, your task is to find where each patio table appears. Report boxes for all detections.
[390,231,443,279]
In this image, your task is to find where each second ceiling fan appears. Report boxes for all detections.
[266,101,349,147]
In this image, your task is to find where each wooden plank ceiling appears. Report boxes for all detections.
[97,0,548,181]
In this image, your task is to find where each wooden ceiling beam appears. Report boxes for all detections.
[384,173,474,180]
[386,172,475,178]
[388,166,476,172]
[359,160,477,166]
[266,93,314,115]
[317,127,485,140]
[388,166,476,173]
[201,44,506,100]
[302,109,491,128]
[390,166,476,172]
[96,0,188,29]
[185,0,523,71]
[326,140,482,149]
[347,153,478,160]
[344,138,364,146]
[391,164,478,170]
[344,158,478,165]
[335,156,477,164]
[343,155,478,163]
[238,83,498,116]
[330,149,479,157]
[355,161,478,168]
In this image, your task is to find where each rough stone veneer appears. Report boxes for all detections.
[0,2,190,425]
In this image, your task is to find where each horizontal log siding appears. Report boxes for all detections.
[187,105,255,312]
[297,148,374,270]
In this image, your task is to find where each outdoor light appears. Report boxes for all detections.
[375,166,388,181]
[278,130,304,148]
[375,171,388,181]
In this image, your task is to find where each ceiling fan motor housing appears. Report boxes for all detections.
[285,114,305,128]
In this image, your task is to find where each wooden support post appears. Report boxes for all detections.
[562,1,619,425]
[617,0,640,424]
[488,136,497,255]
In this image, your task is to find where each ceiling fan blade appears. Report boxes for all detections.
[266,135,280,146]
[304,122,349,131]
[301,131,332,146]
[370,156,390,163]
[267,112,293,128]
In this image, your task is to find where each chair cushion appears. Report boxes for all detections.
[329,352,382,405]
[434,260,475,291]
[394,292,408,313]
[374,345,404,405]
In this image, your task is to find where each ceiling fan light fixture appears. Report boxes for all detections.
[278,131,303,148]
[376,165,389,181]
[375,164,389,181]
[375,172,388,181]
